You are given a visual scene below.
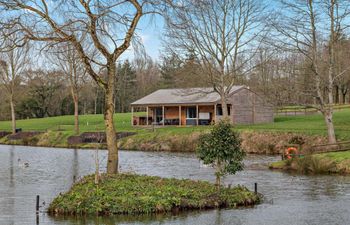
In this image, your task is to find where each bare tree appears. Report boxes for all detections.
[333,36,350,104]
[0,0,161,173]
[165,0,267,118]
[133,54,160,98]
[270,0,350,144]
[49,44,86,134]
[0,33,29,134]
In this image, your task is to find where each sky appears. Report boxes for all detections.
[121,15,165,61]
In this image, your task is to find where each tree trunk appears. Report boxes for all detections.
[83,101,86,115]
[74,95,79,135]
[215,174,221,191]
[94,89,98,114]
[220,94,229,119]
[324,111,337,144]
[323,110,336,144]
[71,86,79,135]
[94,147,100,185]
[341,87,347,104]
[10,94,16,134]
[105,63,118,174]
[324,0,336,145]
[215,160,221,192]
[334,85,339,104]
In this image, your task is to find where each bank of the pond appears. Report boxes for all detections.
[0,129,327,154]
[48,173,260,215]
[269,151,350,174]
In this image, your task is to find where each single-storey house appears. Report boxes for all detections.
[130,86,274,126]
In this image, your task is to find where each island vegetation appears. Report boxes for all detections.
[48,173,260,215]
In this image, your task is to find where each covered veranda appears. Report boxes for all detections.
[131,104,232,126]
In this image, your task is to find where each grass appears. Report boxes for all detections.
[235,108,350,140]
[0,108,349,138]
[269,151,350,174]
[48,173,260,215]
[317,151,350,163]
[1,108,350,151]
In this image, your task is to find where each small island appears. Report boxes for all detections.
[48,173,260,215]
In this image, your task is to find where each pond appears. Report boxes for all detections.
[0,145,350,225]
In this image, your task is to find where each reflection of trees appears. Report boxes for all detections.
[72,149,79,184]
[52,213,175,225]
[9,146,14,187]
[7,146,15,225]
[303,175,350,201]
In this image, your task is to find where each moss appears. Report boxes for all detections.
[48,173,260,215]
[269,160,286,169]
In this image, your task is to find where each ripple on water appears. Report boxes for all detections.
[0,145,350,225]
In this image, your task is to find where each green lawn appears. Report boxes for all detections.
[317,151,350,163]
[0,108,350,140]
[236,109,350,140]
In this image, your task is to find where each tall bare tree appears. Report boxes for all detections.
[270,0,350,144]
[0,33,29,134]
[165,0,267,117]
[49,44,86,134]
[0,0,159,173]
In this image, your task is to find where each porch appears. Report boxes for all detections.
[131,104,232,126]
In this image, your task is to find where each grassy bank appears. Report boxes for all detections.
[269,151,350,174]
[48,173,260,215]
[0,108,350,152]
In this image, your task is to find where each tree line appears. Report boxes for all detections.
[1,0,350,174]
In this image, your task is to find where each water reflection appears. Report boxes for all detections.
[0,145,350,225]
[72,149,79,184]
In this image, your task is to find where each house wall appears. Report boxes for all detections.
[164,106,180,119]
[229,88,274,124]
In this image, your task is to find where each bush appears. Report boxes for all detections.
[197,119,245,190]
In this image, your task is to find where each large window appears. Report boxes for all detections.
[186,107,197,118]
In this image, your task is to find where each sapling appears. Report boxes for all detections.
[197,119,245,191]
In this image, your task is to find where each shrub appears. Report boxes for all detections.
[289,135,306,145]
[196,119,245,190]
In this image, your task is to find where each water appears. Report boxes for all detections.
[0,145,350,225]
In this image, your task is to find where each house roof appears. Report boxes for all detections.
[131,86,246,106]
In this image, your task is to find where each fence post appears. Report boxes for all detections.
[254,183,257,194]
[36,195,39,213]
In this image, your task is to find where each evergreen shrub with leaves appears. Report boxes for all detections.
[197,119,245,190]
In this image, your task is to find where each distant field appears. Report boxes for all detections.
[0,108,350,140]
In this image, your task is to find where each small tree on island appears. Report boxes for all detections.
[197,119,245,191]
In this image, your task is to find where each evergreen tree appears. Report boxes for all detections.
[197,119,245,191]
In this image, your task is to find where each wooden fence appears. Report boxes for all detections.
[275,104,350,116]
[310,141,350,154]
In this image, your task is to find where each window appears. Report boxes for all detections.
[217,105,231,116]
[155,107,163,122]
[186,107,197,119]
